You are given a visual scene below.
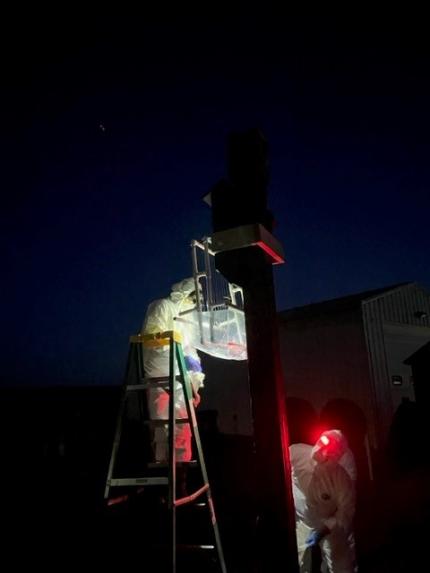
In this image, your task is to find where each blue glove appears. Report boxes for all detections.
[305,527,329,547]
[184,355,202,373]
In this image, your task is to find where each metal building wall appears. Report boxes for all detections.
[279,308,375,440]
[362,283,430,445]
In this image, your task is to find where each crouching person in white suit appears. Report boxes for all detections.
[289,429,358,573]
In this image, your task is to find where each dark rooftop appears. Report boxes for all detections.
[279,282,413,321]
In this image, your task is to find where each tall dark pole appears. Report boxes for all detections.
[208,130,299,572]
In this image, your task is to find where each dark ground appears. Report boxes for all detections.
[1,387,428,572]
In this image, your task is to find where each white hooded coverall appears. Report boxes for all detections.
[289,430,358,573]
[141,278,204,462]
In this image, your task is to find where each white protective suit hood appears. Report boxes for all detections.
[170,277,197,310]
[311,429,348,465]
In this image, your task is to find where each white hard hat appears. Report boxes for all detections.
[171,277,195,295]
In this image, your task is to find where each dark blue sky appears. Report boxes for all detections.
[2,9,430,385]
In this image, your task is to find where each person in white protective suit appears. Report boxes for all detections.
[289,429,358,573]
[141,277,205,464]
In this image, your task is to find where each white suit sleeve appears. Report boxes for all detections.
[289,444,313,479]
[174,319,205,389]
[323,465,356,533]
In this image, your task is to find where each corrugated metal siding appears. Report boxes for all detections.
[361,301,390,447]
[362,283,430,445]
[374,283,430,326]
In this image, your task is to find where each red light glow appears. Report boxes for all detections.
[320,435,330,446]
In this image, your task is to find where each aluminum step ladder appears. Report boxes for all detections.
[104,330,227,573]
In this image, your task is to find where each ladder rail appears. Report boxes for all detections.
[168,335,177,572]
[104,344,135,499]
[176,343,227,573]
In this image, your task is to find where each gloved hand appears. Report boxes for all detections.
[192,392,201,408]
[188,371,205,392]
[305,526,330,547]
[184,355,202,373]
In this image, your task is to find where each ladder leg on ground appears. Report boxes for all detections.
[175,341,226,572]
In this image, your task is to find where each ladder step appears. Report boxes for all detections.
[126,375,183,392]
[108,477,168,487]
[126,383,169,391]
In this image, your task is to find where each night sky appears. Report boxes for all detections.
[2,9,430,386]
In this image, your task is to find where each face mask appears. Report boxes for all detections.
[178,295,196,313]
